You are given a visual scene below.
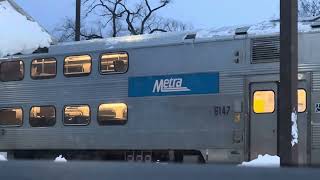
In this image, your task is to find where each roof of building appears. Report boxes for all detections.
[0,0,52,58]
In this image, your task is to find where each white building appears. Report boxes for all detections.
[0,0,52,58]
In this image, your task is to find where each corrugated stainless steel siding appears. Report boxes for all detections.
[0,77,128,105]
[312,124,320,149]
[312,71,320,91]
[220,75,244,94]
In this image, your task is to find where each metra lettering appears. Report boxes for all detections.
[153,78,191,93]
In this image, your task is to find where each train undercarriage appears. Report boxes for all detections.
[8,150,206,163]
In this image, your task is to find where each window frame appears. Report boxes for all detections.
[29,105,57,127]
[30,57,57,80]
[99,52,129,75]
[252,90,276,114]
[63,54,92,77]
[0,107,23,127]
[298,88,307,113]
[63,104,91,126]
[0,60,25,82]
[97,103,128,126]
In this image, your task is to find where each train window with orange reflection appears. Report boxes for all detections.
[253,91,275,114]
[31,58,57,79]
[0,107,23,126]
[30,106,56,127]
[64,105,90,125]
[64,55,91,77]
[98,103,128,125]
[100,52,128,74]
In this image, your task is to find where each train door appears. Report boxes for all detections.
[250,82,278,160]
[249,79,310,164]
[297,80,309,165]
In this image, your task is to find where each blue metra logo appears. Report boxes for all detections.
[129,72,219,97]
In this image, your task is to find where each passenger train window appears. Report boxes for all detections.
[0,60,24,82]
[100,52,128,74]
[98,103,128,125]
[31,58,57,79]
[64,55,91,77]
[64,105,90,125]
[30,106,56,127]
[253,91,275,114]
[253,89,307,114]
[298,89,307,113]
[0,108,23,126]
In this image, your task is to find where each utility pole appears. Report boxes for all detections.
[279,0,299,166]
[75,0,81,41]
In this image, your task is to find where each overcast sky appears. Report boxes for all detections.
[15,0,279,32]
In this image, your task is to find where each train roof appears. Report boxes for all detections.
[3,15,320,58]
[49,17,320,55]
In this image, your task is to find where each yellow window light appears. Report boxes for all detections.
[253,91,275,114]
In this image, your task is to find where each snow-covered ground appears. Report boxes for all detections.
[0,0,52,58]
[240,155,280,167]
[54,155,67,162]
[0,154,7,161]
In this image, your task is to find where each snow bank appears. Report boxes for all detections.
[54,155,67,162]
[0,154,7,161]
[240,155,280,167]
[0,0,52,58]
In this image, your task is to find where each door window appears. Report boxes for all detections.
[253,91,275,114]
[298,89,307,113]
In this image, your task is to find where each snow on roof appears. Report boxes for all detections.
[196,20,319,39]
[0,0,52,58]
[50,31,190,54]
[54,18,320,55]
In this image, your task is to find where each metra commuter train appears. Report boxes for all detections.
[2,18,320,165]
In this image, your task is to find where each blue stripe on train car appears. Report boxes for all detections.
[129,72,219,97]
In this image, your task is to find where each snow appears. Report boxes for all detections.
[57,31,187,50]
[196,25,242,39]
[1,154,67,162]
[240,155,280,167]
[196,20,318,39]
[103,31,189,47]
[0,154,7,161]
[0,0,52,58]
[291,111,299,147]
[54,155,67,162]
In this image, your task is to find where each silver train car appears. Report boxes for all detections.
[1,20,320,165]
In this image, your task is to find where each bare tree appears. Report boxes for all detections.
[149,17,193,33]
[83,0,126,37]
[299,0,320,17]
[53,0,192,41]
[53,17,103,42]
[120,0,171,35]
